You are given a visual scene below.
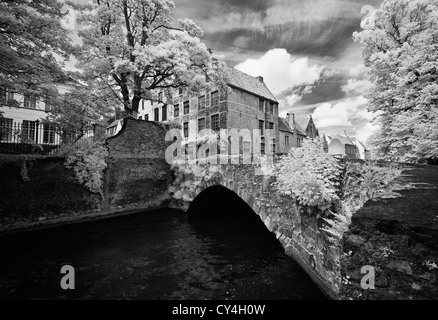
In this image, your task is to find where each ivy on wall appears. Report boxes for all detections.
[0,154,40,181]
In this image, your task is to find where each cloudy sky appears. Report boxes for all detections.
[65,0,384,143]
[172,0,383,143]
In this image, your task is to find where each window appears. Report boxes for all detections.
[43,124,56,144]
[22,120,36,142]
[162,105,167,121]
[259,99,264,112]
[158,92,163,102]
[45,97,53,112]
[211,114,220,131]
[211,90,219,107]
[198,95,205,109]
[259,120,264,136]
[183,122,189,138]
[297,137,303,147]
[269,122,274,130]
[24,94,36,109]
[198,118,206,132]
[145,114,149,121]
[142,100,145,110]
[261,143,265,155]
[154,108,159,121]
[268,102,274,114]
[183,101,190,114]
[174,104,179,117]
[178,88,183,95]
[0,89,13,102]
[285,135,289,146]
[0,118,13,141]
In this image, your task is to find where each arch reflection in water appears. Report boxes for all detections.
[186,185,327,300]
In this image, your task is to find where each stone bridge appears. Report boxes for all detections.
[171,163,342,299]
[103,118,342,298]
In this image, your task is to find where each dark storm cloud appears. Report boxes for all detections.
[174,0,383,63]
[295,72,348,106]
[204,19,360,61]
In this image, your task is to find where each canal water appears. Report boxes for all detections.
[0,187,326,300]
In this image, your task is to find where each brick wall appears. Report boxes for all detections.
[104,118,174,211]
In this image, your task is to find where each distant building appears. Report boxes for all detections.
[106,118,124,138]
[278,113,307,154]
[137,66,280,155]
[0,81,78,124]
[349,137,371,160]
[325,133,369,160]
[0,80,80,146]
[295,115,319,139]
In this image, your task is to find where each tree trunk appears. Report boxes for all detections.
[131,75,142,114]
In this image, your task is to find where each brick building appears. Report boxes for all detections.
[137,66,280,155]
[296,115,319,138]
[278,113,307,154]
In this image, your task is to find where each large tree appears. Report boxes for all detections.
[0,0,74,107]
[354,0,438,162]
[76,0,227,115]
[46,83,116,130]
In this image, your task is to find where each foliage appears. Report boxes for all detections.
[354,0,438,162]
[75,0,228,114]
[47,86,115,130]
[0,154,41,181]
[273,139,342,212]
[0,0,74,104]
[322,161,402,245]
[65,138,108,196]
[169,161,221,202]
[272,138,402,246]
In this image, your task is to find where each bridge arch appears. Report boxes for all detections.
[171,163,342,299]
[185,173,279,236]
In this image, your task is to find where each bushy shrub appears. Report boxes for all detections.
[272,138,402,246]
[322,161,402,245]
[169,161,221,202]
[273,138,342,211]
[65,139,108,196]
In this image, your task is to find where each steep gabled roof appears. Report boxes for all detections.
[278,117,307,136]
[349,137,368,150]
[295,115,310,132]
[295,122,307,136]
[331,135,356,146]
[226,67,278,103]
[278,118,293,133]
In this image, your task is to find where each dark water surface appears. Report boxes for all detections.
[0,187,326,300]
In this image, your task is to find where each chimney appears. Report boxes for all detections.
[286,113,295,129]
[256,76,264,83]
